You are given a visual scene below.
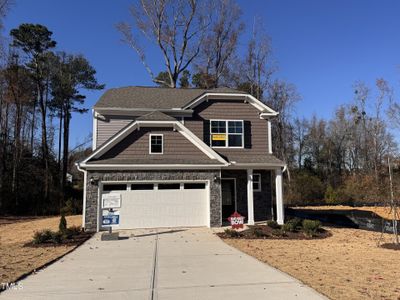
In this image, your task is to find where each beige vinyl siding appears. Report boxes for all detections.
[185,100,269,158]
[98,127,210,161]
[96,115,135,147]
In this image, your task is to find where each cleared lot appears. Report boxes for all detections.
[0,215,82,284]
[223,227,400,300]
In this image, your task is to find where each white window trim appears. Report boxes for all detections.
[210,119,244,149]
[253,173,261,192]
[149,134,163,154]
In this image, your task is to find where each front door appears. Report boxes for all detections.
[221,179,236,220]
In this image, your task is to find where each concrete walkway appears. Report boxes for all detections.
[1,228,326,300]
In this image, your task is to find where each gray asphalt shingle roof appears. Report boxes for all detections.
[94,86,247,110]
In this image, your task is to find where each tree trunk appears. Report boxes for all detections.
[61,101,70,208]
[12,99,22,208]
[58,106,63,184]
[38,85,49,201]
[30,98,36,154]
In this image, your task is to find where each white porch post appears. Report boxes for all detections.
[275,168,284,225]
[247,169,255,225]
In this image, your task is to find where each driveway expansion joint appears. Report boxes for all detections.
[149,230,159,300]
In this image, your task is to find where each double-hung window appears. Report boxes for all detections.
[149,134,163,154]
[210,120,244,148]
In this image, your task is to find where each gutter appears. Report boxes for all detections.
[76,162,87,230]
[78,163,227,170]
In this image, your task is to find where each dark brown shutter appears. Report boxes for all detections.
[244,120,252,149]
[203,120,210,146]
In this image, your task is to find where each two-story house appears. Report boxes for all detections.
[77,86,285,232]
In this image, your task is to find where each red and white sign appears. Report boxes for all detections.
[228,212,245,229]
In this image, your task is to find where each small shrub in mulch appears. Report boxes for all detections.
[224,228,243,238]
[28,216,92,247]
[302,219,321,237]
[218,219,330,240]
[266,220,280,229]
[251,226,269,238]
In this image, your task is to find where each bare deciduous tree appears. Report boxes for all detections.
[193,0,243,88]
[239,18,275,99]
[117,0,209,88]
[266,80,300,181]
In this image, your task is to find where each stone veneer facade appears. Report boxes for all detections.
[84,170,221,232]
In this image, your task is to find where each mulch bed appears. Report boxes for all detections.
[24,231,93,248]
[380,243,400,250]
[217,225,331,240]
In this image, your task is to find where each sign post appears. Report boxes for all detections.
[228,212,245,229]
[101,193,121,241]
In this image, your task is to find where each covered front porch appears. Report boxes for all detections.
[221,168,284,225]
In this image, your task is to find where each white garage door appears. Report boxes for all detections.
[101,182,209,229]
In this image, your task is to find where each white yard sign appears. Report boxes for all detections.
[102,193,121,209]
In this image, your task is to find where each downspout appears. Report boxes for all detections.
[76,162,87,230]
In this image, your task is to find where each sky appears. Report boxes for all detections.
[3,0,400,147]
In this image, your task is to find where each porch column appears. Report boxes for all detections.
[247,169,255,225]
[275,168,284,225]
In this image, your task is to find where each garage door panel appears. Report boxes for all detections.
[102,183,208,229]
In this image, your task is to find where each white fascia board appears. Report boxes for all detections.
[80,164,224,170]
[182,92,278,115]
[245,94,278,114]
[226,162,286,169]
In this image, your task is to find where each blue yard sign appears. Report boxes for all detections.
[102,211,120,225]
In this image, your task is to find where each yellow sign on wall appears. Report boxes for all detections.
[212,134,226,141]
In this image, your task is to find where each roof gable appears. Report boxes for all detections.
[91,127,216,165]
[79,119,228,168]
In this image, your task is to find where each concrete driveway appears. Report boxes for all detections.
[1,228,326,300]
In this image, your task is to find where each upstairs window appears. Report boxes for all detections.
[210,120,243,148]
[149,134,163,154]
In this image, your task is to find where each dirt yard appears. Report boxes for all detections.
[223,227,400,300]
[294,205,398,220]
[0,215,82,284]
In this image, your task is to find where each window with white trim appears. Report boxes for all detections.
[253,173,261,191]
[210,120,244,148]
[149,134,163,154]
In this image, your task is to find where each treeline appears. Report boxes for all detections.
[283,81,400,205]
[0,2,103,214]
[120,0,400,206]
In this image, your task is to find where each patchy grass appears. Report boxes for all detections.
[221,227,400,300]
[0,215,89,284]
